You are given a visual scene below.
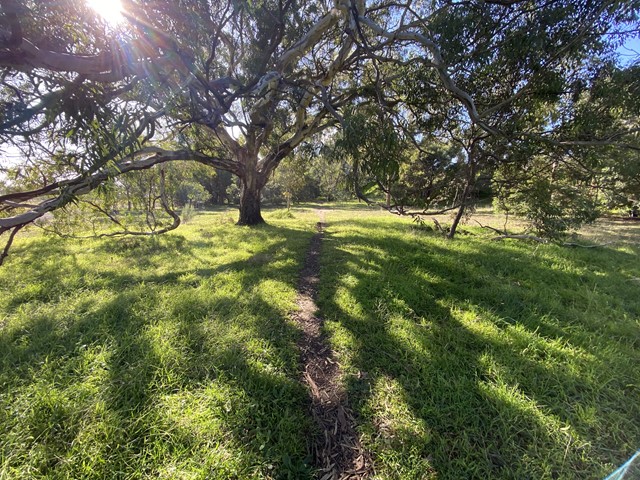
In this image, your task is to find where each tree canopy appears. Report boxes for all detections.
[0,0,639,261]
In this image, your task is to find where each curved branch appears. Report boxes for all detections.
[0,148,235,234]
[36,169,181,241]
[0,224,22,266]
[0,0,179,81]
[1,38,112,74]
[355,15,499,136]
[277,3,347,70]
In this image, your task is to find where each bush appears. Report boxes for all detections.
[181,203,197,223]
[494,177,599,239]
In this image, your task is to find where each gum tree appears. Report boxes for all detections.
[1,0,639,261]
[0,0,362,231]
[338,0,640,238]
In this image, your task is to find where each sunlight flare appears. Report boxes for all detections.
[86,0,124,25]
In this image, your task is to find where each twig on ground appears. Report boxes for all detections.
[475,220,506,235]
[492,234,548,243]
[561,241,613,248]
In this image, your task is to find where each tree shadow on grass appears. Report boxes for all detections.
[317,222,640,479]
[0,224,316,479]
[3,223,307,300]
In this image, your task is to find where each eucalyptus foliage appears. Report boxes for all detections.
[0,0,639,261]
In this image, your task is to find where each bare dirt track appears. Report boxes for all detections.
[292,211,372,480]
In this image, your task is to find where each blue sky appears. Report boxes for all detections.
[616,24,640,65]
[618,37,639,63]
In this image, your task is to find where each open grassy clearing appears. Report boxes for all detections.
[0,208,319,479]
[317,207,640,479]
[1,204,639,479]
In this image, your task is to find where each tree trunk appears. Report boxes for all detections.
[237,171,265,225]
[448,157,477,240]
[448,202,467,240]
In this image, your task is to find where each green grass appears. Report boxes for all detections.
[0,208,318,479]
[317,209,640,479]
[1,205,639,479]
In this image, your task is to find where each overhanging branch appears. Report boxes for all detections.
[0,148,234,234]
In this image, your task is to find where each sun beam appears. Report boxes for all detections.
[86,0,124,25]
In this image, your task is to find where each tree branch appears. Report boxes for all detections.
[0,148,234,234]
[0,224,23,266]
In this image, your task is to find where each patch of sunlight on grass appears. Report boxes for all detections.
[363,375,436,480]
[0,208,315,479]
[158,385,238,446]
[476,373,593,479]
[385,313,430,359]
[254,278,296,314]
[316,207,640,480]
[323,320,359,373]
[332,284,367,322]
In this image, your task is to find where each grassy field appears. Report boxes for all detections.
[1,205,639,479]
[317,207,640,479]
[0,209,319,479]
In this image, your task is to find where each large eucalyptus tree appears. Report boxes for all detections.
[0,0,639,261]
[0,0,362,232]
[336,0,640,237]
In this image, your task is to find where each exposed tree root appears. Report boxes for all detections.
[292,213,373,480]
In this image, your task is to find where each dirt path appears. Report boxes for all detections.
[293,210,372,479]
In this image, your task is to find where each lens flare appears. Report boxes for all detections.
[86,0,124,25]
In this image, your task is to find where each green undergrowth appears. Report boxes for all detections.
[0,209,318,479]
[317,210,640,479]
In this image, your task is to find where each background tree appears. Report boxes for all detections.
[343,0,640,238]
[191,166,236,206]
[262,139,352,207]
[307,143,351,202]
